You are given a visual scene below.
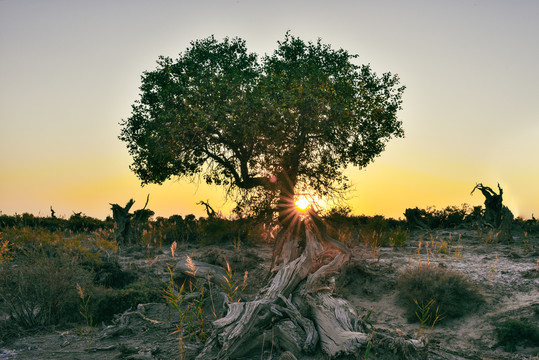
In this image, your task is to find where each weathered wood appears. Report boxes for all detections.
[110,195,153,245]
[471,183,514,242]
[307,292,369,357]
[110,199,135,245]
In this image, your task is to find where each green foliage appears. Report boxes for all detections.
[163,263,208,351]
[323,209,406,247]
[413,298,444,330]
[389,227,409,247]
[198,217,250,245]
[150,215,199,245]
[221,261,248,303]
[397,265,484,324]
[120,33,405,214]
[0,226,138,336]
[495,319,539,352]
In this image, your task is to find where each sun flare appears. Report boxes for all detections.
[294,197,311,212]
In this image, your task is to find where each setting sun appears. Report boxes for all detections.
[295,197,311,212]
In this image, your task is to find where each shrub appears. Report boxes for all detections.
[0,226,121,334]
[0,246,89,328]
[88,281,163,323]
[495,319,539,352]
[397,265,484,324]
[91,259,136,288]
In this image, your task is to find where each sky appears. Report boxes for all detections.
[1,0,538,220]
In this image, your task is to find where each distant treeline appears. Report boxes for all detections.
[2,203,537,241]
[0,212,114,232]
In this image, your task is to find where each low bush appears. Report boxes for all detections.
[397,265,484,324]
[495,319,539,351]
[88,281,163,323]
[0,246,89,329]
[91,259,136,288]
[0,227,132,336]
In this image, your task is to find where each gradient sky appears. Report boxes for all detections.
[1,0,538,220]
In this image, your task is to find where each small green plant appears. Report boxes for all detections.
[364,331,374,360]
[453,237,464,259]
[163,257,209,358]
[77,283,93,328]
[364,231,384,260]
[76,283,94,350]
[221,260,248,303]
[482,229,501,244]
[233,234,241,250]
[413,298,444,332]
[495,319,539,352]
[522,232,535,254]
[361,309,375,360]
[389,227,409,248]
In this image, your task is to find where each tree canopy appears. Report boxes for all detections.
[120,33,405,216]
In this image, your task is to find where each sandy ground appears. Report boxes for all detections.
[1,228,537,360]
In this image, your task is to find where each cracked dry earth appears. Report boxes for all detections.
[1,229,537,360]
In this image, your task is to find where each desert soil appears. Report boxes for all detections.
[0,228,537,360]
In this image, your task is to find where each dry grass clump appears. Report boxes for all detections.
[397,265,484,324]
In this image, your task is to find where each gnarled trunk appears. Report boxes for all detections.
[471,183,513,242]
[179,211,425,359]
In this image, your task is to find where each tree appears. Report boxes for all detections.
[120,34,421,359]
[120,33,404,223]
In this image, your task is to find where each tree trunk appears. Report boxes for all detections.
[471,183,513,242]
[110,199,135,245]
[178,211,425,359]
[110,196,153,246]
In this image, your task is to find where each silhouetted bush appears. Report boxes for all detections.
[0,212,113,232]
[397,265,485,324]
[404,204,484,229]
